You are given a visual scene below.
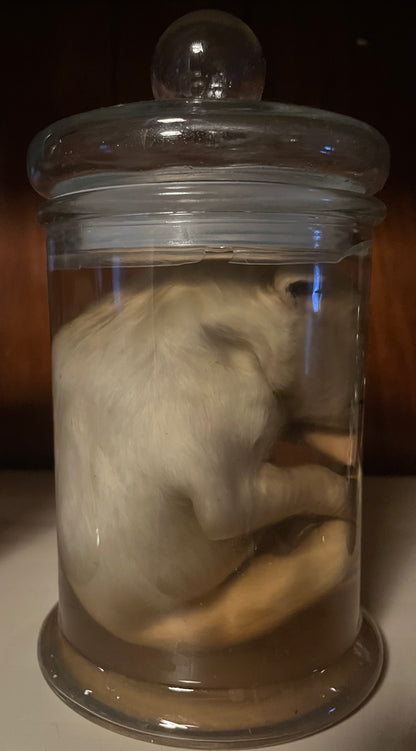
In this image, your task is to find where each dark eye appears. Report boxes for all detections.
[287,280,315,298]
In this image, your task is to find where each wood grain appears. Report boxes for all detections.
[365,185,416,473]
[0,1,415,472]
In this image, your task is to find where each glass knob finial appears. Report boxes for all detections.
[151,10,266,101]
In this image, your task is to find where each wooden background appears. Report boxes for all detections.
[0,0,415,473]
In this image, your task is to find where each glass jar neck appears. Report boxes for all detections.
[40,174,385,269]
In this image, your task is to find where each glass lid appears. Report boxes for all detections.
[28,9,389,200]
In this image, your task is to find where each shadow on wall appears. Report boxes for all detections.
[0,470,55,559]
[0,404,53,470]
[361,476,415,622]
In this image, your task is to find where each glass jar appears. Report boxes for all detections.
[28,10,389,748]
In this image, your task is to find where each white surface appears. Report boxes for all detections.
[0,472,415,751]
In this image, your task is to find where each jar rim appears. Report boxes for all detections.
[41,179,385,268]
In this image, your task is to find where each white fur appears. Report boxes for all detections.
[53,263,356,647]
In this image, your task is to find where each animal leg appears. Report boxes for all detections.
[193,463,348,541]
[132,519,351,650]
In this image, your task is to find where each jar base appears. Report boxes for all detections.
[38,606,383,748]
